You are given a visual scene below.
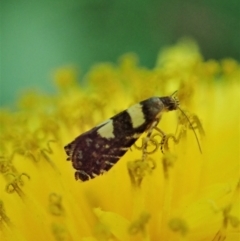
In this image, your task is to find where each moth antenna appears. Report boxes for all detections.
[177,107,202,154]
[171,90,178,97]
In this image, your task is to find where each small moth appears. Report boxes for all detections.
[64,92,199,181]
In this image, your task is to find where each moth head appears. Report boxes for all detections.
[160,91,179,111]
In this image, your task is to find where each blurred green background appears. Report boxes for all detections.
[1,0,239,106]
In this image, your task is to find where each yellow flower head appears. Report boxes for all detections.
[0,40,239,241]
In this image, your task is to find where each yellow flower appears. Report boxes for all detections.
[0,40,239,241]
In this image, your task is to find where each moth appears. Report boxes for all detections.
[64,92,200,181]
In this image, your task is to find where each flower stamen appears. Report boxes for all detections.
[0,201,11,227]
[5,173,30,196]
[127,158,156,187]
[48,193,65,216]
[128,212,151,236]
[168,218,188,236]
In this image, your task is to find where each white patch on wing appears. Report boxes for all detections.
[77,150,83,159]
[97,119,115,139]
[104,161,114,166]
[127,103,145,128]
